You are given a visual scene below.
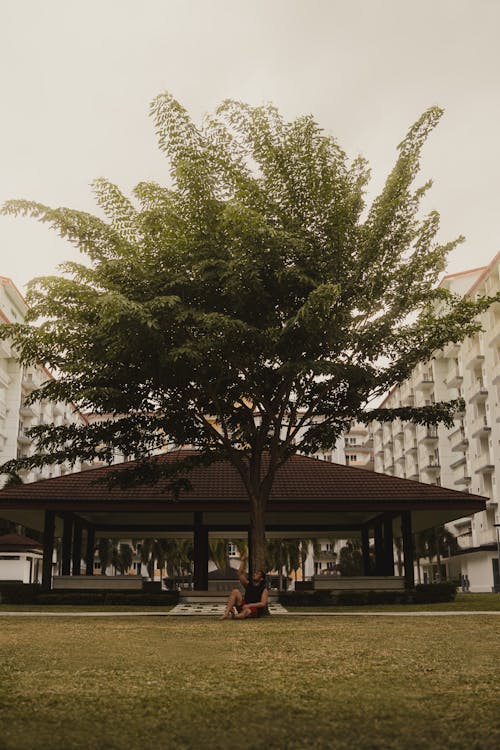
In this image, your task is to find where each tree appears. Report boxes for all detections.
[0,94,496,572]
[419,525,460,581]
[97,537,112,575]
[337,539,364,577]
[117,542,133,574]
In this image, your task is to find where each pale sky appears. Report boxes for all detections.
[1,0,499,292]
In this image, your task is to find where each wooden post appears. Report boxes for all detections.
[193,512,208,590]
[85,525,95,576]
[383,516,395,576]
[374,520,384,575]
[42,510,55,591]
[61,513,73,576]
[361,527,371,575]
[401,511,415,589]
[72,518,83,575]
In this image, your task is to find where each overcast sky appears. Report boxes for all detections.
[1,0,499,293]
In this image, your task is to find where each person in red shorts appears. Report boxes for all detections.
[221,552,269,619]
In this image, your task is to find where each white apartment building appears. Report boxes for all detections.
[372,259,500,593]
[0,276,87,487]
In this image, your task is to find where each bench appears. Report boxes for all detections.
[312,576,405,592]
[52,575,143,591]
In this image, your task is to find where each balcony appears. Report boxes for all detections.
[449,426,469,451]
[19,404,36,418]
[454,472,471,487]
[406,440,418,454]
[471,415,491,438]
[395,454,406,465]
[476,528,498,546]
[422,460,440,475]
[419,429,439,445]
[463,340,484,370]
[21,372,38,391]
[472,447,494,474]
[450,455,467,470]
[408,471,420,481]
[17,430,31,446]
[414,371,434,391]
[468,378,488,405]
[491,360,500,385]
[52,403,64,417]
[445,369,463,389]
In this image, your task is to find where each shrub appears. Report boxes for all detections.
[412,582,457,603]
[0,582,41,604]
[35,591,179,606]
[335,590,410,606]
[278,590,332,607]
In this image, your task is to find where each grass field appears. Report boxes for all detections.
[1,592,499,613]
[1,613,499,750]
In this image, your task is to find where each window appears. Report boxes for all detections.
[346,455,357,464]
[94,561,101,570]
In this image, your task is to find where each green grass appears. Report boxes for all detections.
[0,603,173,612]
[1,616,499,750]
[0,592,498,614]
[287,592,500,612]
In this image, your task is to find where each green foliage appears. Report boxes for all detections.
[279,582,457,607]
[0,582,41,604]
[337,539,365,576]
[278,590,333,606]
[35,591,179,606]
[1,93,497,568]
[413,582,457,603]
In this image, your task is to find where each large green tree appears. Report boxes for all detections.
[0,94,494,571]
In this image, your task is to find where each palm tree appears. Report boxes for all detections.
[209,539,228,572]
[139,538,155,580]
[418,526,459,581]
[118,543,133,574]
[97,537,112,575]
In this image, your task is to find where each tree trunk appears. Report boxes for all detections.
[250,497,267,573]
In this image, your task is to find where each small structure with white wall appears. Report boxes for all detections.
[0,533,43,583]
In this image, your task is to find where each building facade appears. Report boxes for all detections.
[0,276,87,487]
[372,259,500,592]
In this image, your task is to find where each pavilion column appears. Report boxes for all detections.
[42,510,55,591]
[383,516,395,576]
[85,525,95,576]
[374,520,384,575]
[361,527,371,576]
[61,513,73,576]
[193,512,208,590]
[72,518,83,575]
[401,511,415,589]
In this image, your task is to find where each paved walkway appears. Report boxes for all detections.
[1,609,499,617]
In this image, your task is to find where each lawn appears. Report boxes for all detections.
[1,615,499,750]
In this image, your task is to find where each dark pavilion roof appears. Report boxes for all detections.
[0,533,43,551]
[0,451,486,512]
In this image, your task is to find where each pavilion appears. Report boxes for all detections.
[0,451,485,591]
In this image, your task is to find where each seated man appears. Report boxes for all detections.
[221,553,269,619]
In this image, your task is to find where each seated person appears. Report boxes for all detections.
[221,553,269,619]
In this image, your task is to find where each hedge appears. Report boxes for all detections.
[279,582,458,607]
[35,591,179,606]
